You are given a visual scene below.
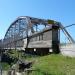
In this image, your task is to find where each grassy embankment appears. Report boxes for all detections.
[1,50,75,75]
[30,54,75,75]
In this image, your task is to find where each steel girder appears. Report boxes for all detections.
[3,16,59,49]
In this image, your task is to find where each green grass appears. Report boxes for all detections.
[4,50,75,75]
[7,49,38,61]
[0,62,10,70]
[0,50,19,70]
[7,50,20,58]
[30,54,75,75]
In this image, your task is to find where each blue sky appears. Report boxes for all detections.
[0,0,75,42]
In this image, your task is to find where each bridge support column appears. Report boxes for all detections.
[52,25,60,54]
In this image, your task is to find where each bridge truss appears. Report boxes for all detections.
[1,16,75,55]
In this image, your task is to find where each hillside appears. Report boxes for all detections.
[30,54,75,75]
[1,50,75,75]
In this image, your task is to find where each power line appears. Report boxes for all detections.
[64,24,75,28]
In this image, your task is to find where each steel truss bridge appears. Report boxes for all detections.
[0,16,75,55]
